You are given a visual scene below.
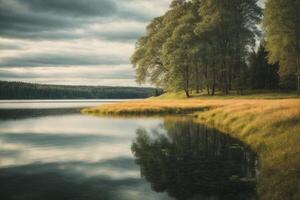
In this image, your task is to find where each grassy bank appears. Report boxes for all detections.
[151,90,300,99]
[82,91,299,116]
[195,100,300,200]
[82,94,300,199]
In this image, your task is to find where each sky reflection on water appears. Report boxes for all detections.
[0,105,256,200]
[0,112,172,200]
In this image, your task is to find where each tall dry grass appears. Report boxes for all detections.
[195,99,300,200]
[82,99,236,115]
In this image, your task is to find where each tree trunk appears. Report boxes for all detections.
[297,55,300,95]
[228,64,232,90]
[184,89,190,98]
[207,85,210,95]
[204,64,210,95]
[225,70,229,95]
[222,70,229,95]
[196,67,200,94]
[196,83,200,94]
[185,72,190,98]
[196,81,200,94]
[211,68,216,96]
[297,72,300,95]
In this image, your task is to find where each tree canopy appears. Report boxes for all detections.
[132,0,265,97]
[132,0,299,96]
[263,0,300,93]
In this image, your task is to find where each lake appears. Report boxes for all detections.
[0,100,257,200]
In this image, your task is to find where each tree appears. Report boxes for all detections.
[162,2,201,97]
[131,17,165,87]
[248,42,279,90]
[131,3,187,88]
[263,0,300,94]
[195,0,261,94]
[170,0,185,8]
[132,0,262,96]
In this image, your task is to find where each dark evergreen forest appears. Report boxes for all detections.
[0,81,160,99]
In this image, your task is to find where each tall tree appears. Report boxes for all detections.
[195,0,261,94]
[162,1,201,97]
[131,3,187,88]
[132,0,262,96]
[263,0,300,94]
[249,42,280,90]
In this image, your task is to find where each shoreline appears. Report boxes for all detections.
[82,97,300,200]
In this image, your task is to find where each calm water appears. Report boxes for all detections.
[0,101,257,200]
[0,99,137,109]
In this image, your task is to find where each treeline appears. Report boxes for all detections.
[132,0,300,97]
[0,81,161,99]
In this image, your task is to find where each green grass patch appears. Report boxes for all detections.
[153,90,299,100]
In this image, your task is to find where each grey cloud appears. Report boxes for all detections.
[0,26,144,42]
[21,0,117,17]
[0,8,78,40]
[0,29,81,41]
[0,68,135,80]
[117,8,154,22]
[0,0,155,41]
[0,43,23,50]
[0,0,169,86]
[0,53,129,67]
[0,71,36,79]
[92,29,145,42]
[0,2,77,30]
[0,77,137,86]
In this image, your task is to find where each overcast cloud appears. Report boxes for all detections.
[0,0,265,86]
[0,0,170,86]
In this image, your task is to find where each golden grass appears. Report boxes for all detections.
[82,99,236,115]
[195,99,300,200]
[82,97,300,199]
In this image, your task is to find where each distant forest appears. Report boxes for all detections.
[0,81,161,99]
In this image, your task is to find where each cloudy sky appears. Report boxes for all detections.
[0,0,171,86]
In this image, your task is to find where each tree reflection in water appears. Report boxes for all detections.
[131,118,257,200]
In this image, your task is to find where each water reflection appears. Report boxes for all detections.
[0,110,258,200]
[0,113,172,200]
[132,118,257,200]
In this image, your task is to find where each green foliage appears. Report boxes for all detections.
[161,2,201,96]
[131,5,187,87]
[195,0,262,94]
[263,0,300,92]
[279,74,297,90]
[131,0,300,96]
[132,0,263,97]
[248,42,280,89]
[170,0,185,8]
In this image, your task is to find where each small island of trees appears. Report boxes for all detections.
[131,0,300,97]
